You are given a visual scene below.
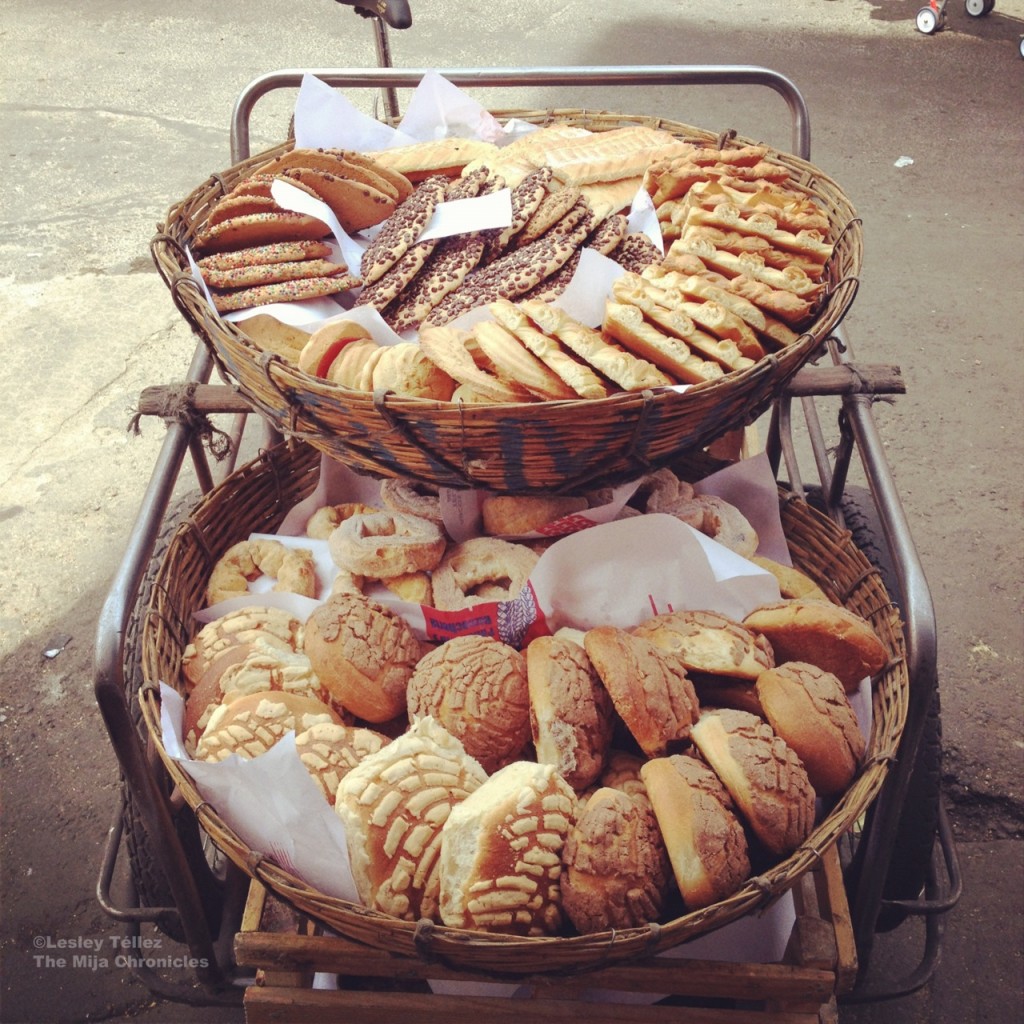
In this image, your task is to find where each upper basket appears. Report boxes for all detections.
[152,109,862,494]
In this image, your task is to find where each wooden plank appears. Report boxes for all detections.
[783,363,904,397]
[242,985,824,1024]
[136,382,253,417]
[818,847,859,994]
[235,931,835,1003]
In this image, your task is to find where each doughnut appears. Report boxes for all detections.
[206,539,318,605]
[379,477,444,525]
[305,502,378,540]
[431,537,539,611]
[328,511,446,579]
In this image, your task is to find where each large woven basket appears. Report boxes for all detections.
[139,441,906,976]
[152,108,862,494]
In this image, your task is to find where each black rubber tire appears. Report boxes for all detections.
[804,485,943,933]
[121,491,225,943]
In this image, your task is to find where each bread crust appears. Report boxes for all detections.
[755,661,866,795]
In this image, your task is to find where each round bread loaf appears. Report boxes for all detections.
[742,599,888,692]
[406,634,530,774]
[481,494,589,537]
[633,609,774,680]
[690,708,816,857]
[583,626,700,757]
[755,661,866,796]
[562,786,671,933]
[184,638,331,754]
[182,605,303,690]
[688,673,765,719]
[335,717,488,922]
[526,635,615,792]
[195,689,342,763]
[302,592,424,722]
[438,760,577,936]
[641,754,751,910]
[294,721,388,805]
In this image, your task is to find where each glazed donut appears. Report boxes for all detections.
[431,537,539,611]
[328,511,446,579]
[379,477,443,526]
[305,502,378,541]
[206,539,318,605]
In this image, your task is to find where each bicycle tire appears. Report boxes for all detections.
[805,485,942,932]
[120,490,225,943]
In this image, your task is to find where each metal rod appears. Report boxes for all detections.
[230,65,810,163]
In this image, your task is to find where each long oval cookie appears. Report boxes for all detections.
[211,274,360,313]
[202,258,355,290]
[283,168,396,234]
[194,212,330,255]
[359,175,449,284]
[197,240,333,272]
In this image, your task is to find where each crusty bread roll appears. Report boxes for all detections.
[297,320,373,378]
[583,626,700,757]
[742,599,888,692]
[481,494,588,537]
[182,605,303,690]
[561,786,671,933]
[633,609,774,680]
[195,689,342,763]
[749,555,830,602]
[335,717,487,922]
[371,341,457,400]
[690,708,816,857]
[641,754,751,910]
[688,673,765,719]
[302,592,425,722]
[526,635,615,792]
[755,662,866,796]
[294,721,388,805]
[438,760,577,935]
[184,638,335,755]
[406,634,530,774]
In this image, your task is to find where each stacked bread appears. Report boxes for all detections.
[180,470,887,937]
[192,148,413,313]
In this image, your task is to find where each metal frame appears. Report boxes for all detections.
[94,64,959,1007]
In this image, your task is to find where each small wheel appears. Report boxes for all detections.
[965,0,989,15]
[916,6,940,32]
[1020,36,1024,59]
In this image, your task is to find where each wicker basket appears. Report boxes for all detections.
[139,440,906,976]
[151,109,862,494]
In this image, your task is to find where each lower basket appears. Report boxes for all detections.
[139,439,906,976]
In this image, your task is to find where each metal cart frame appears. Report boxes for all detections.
[93,64,961,1010]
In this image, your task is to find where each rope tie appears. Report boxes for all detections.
[245,850,266,874]
[412,918,440,963]
[127,381,233,461]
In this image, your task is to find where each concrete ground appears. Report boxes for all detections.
[1,1,1021,1021]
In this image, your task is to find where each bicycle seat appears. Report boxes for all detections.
[333,0,412,30]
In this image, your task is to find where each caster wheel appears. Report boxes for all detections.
[965,0,990,16]
[916,6,941,32]
[1020,36,1024,59]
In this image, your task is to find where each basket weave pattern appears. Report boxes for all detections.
[140,441,905,976]
[152,110,862,493]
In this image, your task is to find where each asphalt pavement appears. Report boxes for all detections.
[1,1,1022,1022]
